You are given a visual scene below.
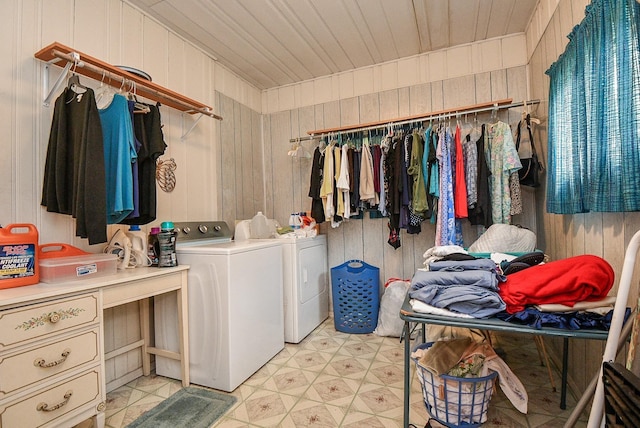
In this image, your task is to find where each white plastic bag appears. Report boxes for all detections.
[467,224,536,253]
[373,279,410,337]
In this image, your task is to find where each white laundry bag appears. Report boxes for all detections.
[373,279,410,337]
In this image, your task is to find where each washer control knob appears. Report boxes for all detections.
[213,225,222,232]
[182,226,191,234]
[198,224,208,234]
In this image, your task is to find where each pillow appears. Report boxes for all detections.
[468,224,536,253]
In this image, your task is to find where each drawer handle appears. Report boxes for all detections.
[36,390,73,412]
[34,349,71,368]
[49,312,61,323]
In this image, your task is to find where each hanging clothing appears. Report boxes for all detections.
[509,172,523,216]
[485,121,521,224]
[468,124,492,228]
[436,128,463,246]
[378,142,388,217]
[386,135,403,249]
[124,100,142,221]
[336,144,351,219]
[320,142,335,220]
[399,133,411,230]
[98,94,136,224]
[408,130,428,215]
[359,137,377,204]
[308,146,325,223]
[350,148,361,214]
[372,144,382,194]
[120,103,166,226]
[463,132,478,209]
[453,125,468,218]
[334,145,344,218]
[41,87,107,245]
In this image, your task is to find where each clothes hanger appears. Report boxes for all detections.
[129,82,151,114]
[95,71,116,109]
[67,59,87,96]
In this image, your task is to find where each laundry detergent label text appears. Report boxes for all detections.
[0,244,36,279]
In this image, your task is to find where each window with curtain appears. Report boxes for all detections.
[545,0,640,214]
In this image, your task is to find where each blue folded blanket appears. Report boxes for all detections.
[409,268,507,318]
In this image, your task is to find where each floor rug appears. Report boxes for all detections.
[127,387,236,428]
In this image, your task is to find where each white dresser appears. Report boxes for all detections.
[0,292,104,427]
[0,265,189,428]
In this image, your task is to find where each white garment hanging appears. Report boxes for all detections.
[359,137,378,204]
[320,141,335,220]
[336,144,351,219]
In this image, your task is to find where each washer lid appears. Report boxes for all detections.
[177,239,282,255]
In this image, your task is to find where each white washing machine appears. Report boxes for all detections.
[278,234,329,343]
[154,221,284,392]
[236,221,329,343]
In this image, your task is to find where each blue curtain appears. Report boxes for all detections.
[545,0,640,213]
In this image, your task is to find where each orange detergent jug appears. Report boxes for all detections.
[0,223,40,289]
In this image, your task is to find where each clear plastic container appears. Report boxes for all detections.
[250,211,270,238]
[40,254,118,283]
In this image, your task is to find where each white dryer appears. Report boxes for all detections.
[277,234,329,343]
[154,221,284,392]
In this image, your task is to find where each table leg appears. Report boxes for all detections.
[139,298,151,376]
[177,285,190,387]
[561,337,569,409]
[404,321,411,428]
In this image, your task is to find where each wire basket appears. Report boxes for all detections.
[412,343,497,427]
[330,260,379,333]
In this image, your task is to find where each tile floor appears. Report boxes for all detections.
[97,318,590,427]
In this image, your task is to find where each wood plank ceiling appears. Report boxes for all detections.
[127,0,538,90]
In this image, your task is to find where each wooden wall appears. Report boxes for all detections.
[217,93,265,226]
[528,0,640,399]
[262,67,537,284]
[1,0,260,391]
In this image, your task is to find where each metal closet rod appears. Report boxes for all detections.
[289,99,540,143]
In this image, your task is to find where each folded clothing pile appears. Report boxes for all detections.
[498,254,615,314]
[409,258,507,318]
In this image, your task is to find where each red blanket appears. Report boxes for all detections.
[498,255,615,314]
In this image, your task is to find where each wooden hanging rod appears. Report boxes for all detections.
[34,42,222,120]
[307,98,519,136]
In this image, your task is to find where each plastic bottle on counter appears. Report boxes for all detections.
[126,225,145,252]
[147,227,160,267]
[125,225,147,267]
[157,222,178,267]
[289,213,302,229]
[250,211,270,238]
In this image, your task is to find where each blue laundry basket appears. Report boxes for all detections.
[412,342,497,427]
[330,260,380,333]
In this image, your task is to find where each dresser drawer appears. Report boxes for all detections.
[0,327,100,400]
[0,368,102,428]
[0,294,99,351]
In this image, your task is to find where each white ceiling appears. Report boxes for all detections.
[128,0,538,90]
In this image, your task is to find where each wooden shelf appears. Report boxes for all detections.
[35,42,222,120]
[307,99,514,136]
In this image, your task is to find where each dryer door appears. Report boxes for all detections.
[298,244,328,304]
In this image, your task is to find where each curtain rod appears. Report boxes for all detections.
[289,99,540,143]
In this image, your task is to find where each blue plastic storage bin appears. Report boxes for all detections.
[330,260,380,333]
